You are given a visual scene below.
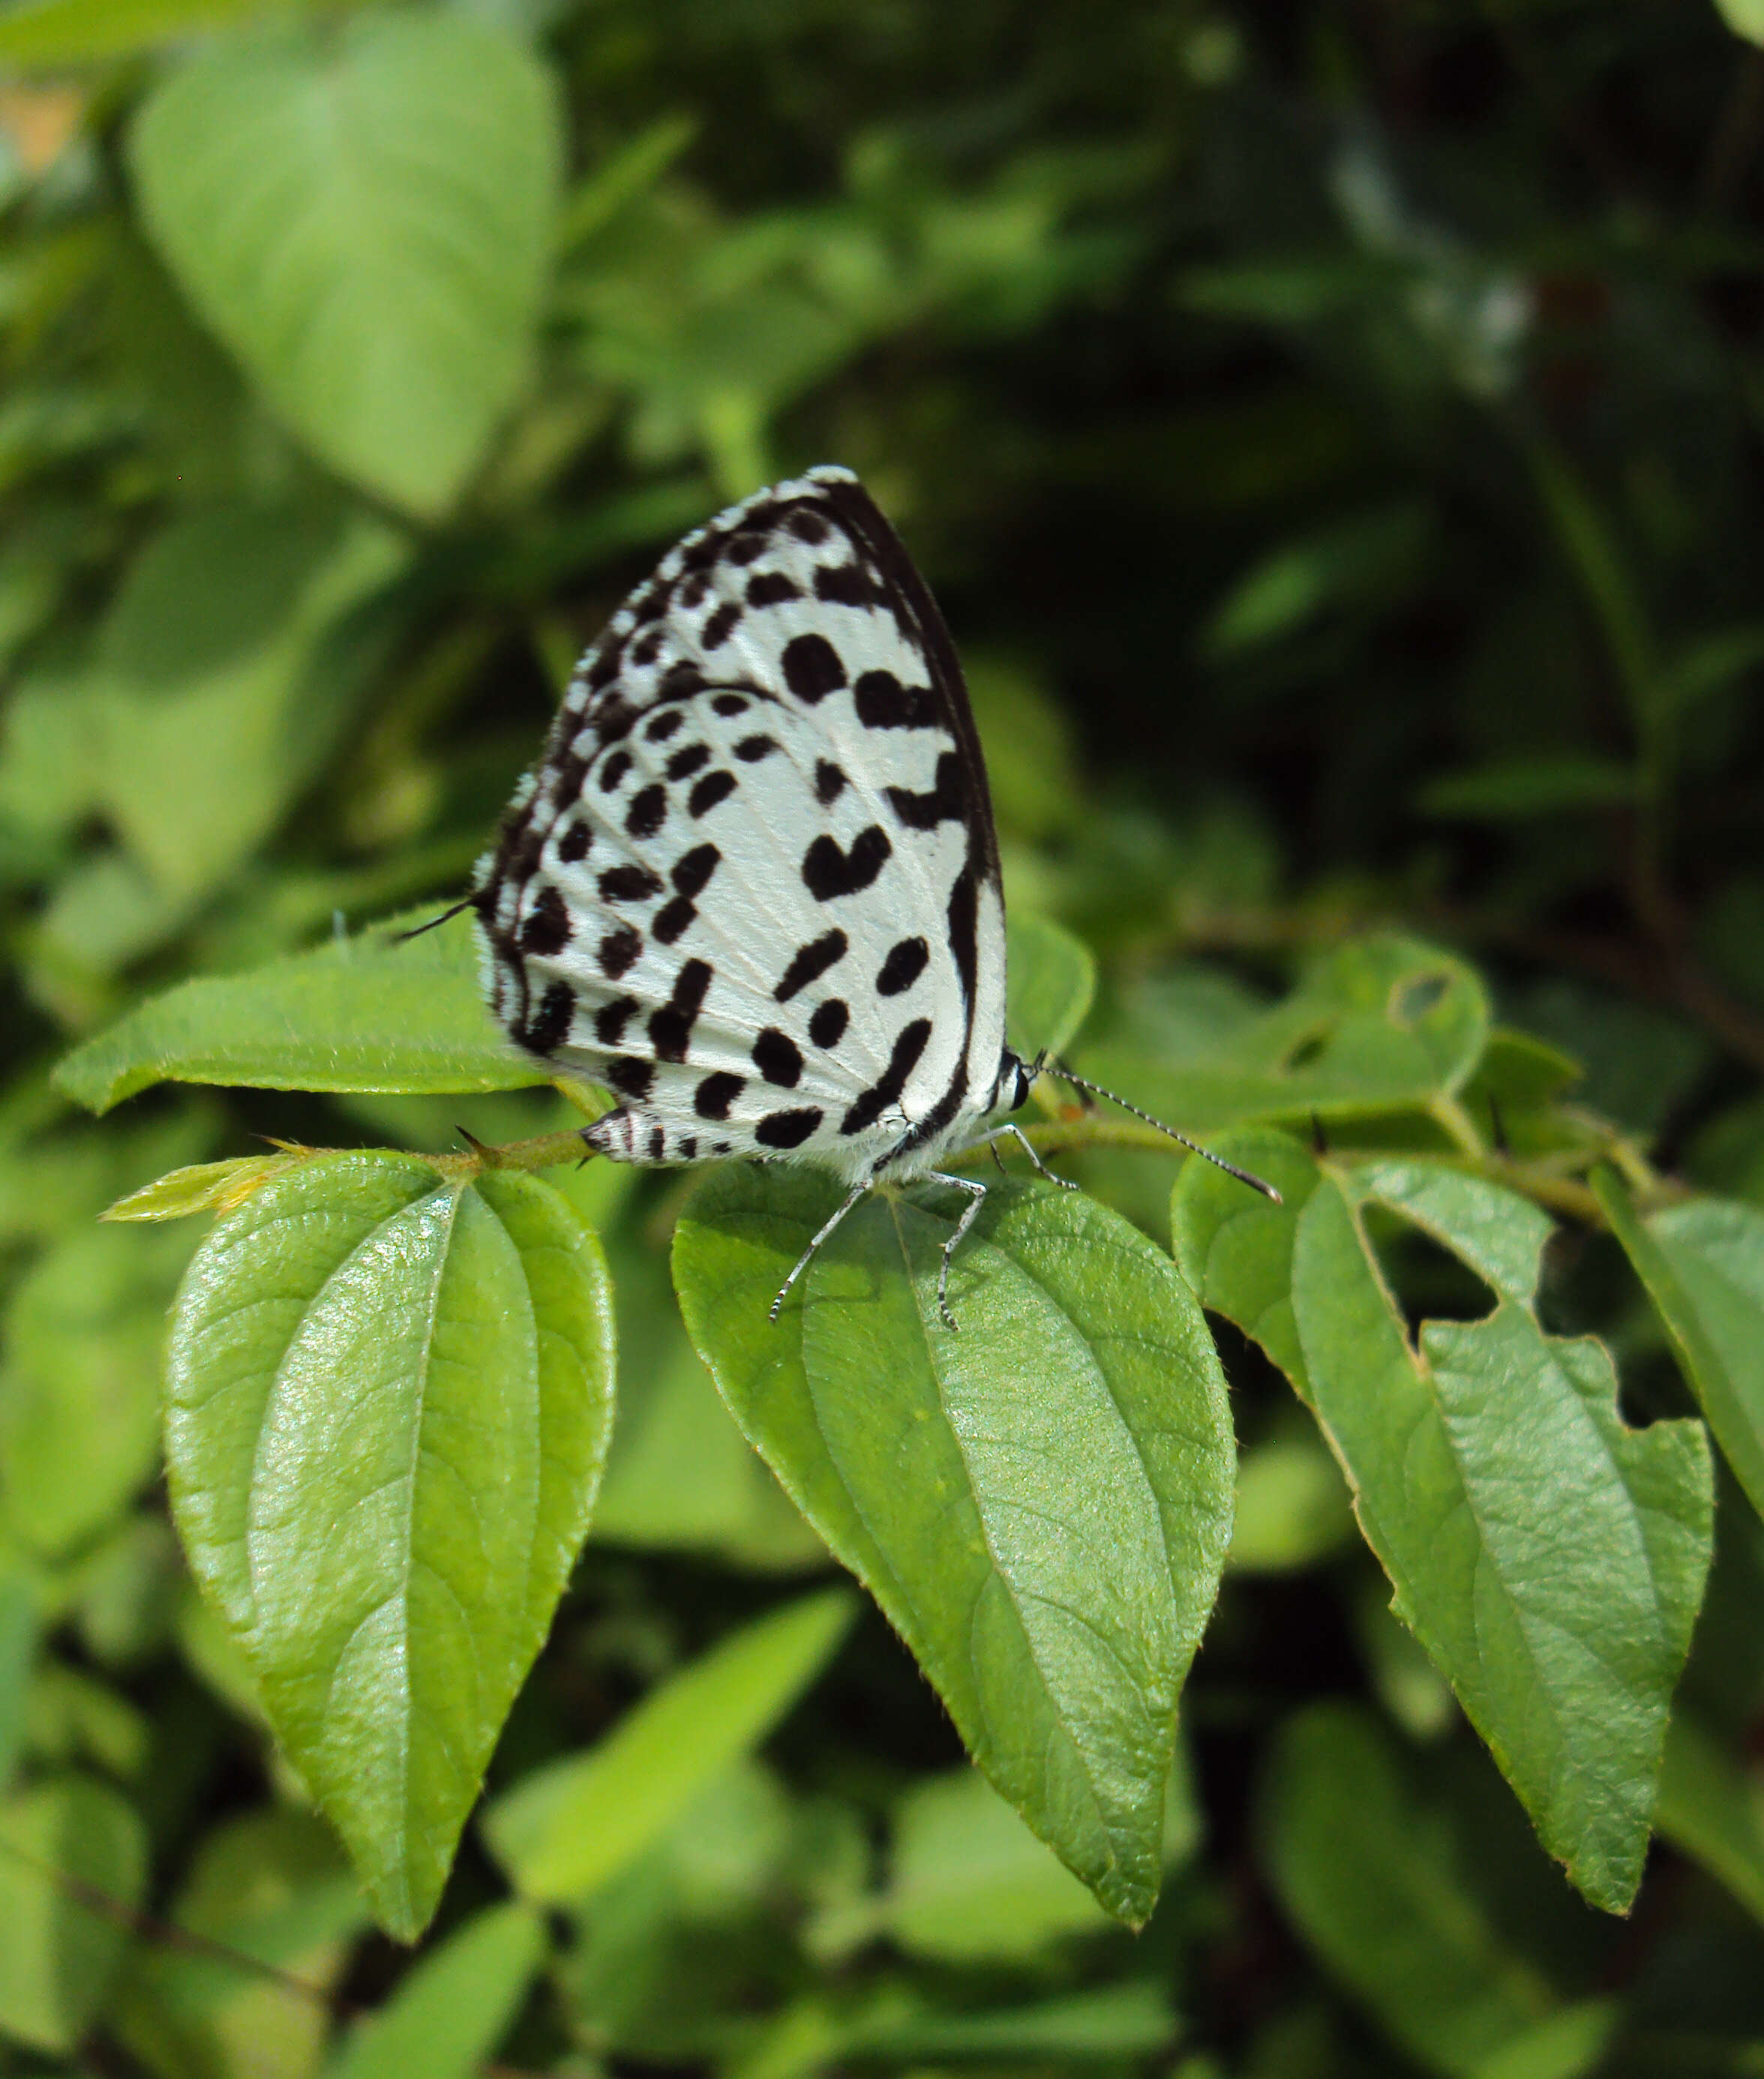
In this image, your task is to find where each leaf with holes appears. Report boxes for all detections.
[1174,1134,1713,1912]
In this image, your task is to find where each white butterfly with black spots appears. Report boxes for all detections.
[472,465,1263,1325]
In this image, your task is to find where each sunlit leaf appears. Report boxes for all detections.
[54,910,542,1116]
[1176,1136,1713,1912]
[165,1153,615,1938]
[674,1166,1233,1928]
[131,16,562,517]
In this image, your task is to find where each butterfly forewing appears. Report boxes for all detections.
[474,466,1010,1184]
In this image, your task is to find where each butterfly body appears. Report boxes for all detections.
[474,466,1034,1208]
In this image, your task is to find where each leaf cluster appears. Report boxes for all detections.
[2,3,1764,2078]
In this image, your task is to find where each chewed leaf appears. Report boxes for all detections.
[673,1166,1234,1929]
[166,1151,615,1938]
[1176,1136,1714,1913]
[1081,932,1490,1139]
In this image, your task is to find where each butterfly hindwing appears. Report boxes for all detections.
[474,467,1011,1184]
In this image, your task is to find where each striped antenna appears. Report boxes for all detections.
[1042,1058,1282,1202]
[394,896,476,944]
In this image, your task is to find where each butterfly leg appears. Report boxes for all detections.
[978,1123,1080,1190]
[769,1180,871,1323]
[926,1172,989,1331]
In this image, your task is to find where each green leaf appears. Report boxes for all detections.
[324,1902,545,2079]
[2,1223,186,1556]
[590,1233,824,1568]
[866,1766,1116,1961]
[1653,1711,1764,1930]
[1593,1178,1764,1526]
[854,1982,1179,2063]
[100,1151,309,1222]
[1261,1704,1610,2079]
[0,0,261,65]
[0,1566,37,1792]
[1228,1427,1354,1573]
[1714,0,1764,48]
[673,1167,1234,1928]
[0,1774,147,2054]
[54,910,543,1115]
[1082,934,1490,1139]
[1416,755,1636,821]
[1006,908,1096,1061]
[1176,1138,1714,1912]
[130,16,562,518]
[121,1806,365,2079]
[164,1152,615,1939]
[1200,502,1431,658]
[92,504,406,902]
[484,1586,852,1903]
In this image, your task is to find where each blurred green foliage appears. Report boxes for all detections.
[4,0,1764,2072]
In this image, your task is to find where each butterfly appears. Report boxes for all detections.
[467,466,1272,1327]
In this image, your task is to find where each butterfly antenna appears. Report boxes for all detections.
[1042,1059,1282,1202]
[394,896,477,944]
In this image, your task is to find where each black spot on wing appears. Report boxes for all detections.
[809,998,848,1048]
[629,628,662,668]
[598,748,632,793]
[746,572,801,608]
[813,562,887,610]
[598,925,642,979]
[814,760,846,806]
[694,1072,744,1120]
[734,734,778,762]
[854,671,939,729]
[599,864,662,903]
[756,1107,823,1150]
[886,751,967,831]
[649,957,712,1062]
[626,784,667,840]
[753,1028,803,1087]
[519,981,575,1057]
[877,936,928,994]
[690,771,736,818]
[520,885,572,956]
[789,508,829,545]
[605,1057,655,1100]
[841,1019,932,1135]
[557,821,591,863]
[776,928,848,1000]
[665,743,710,780]
[671,843,720,899]
[802,825,891,901]
[782,634,846,703]
[712,692,749,717]
[644,707,685,742]
[702,602,742,649]
[595,996,637,1046]
[652,896,696,944]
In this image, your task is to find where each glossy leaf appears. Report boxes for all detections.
[165,1153,615,1938]
[1594,1176,1764,1525]
[484,1586,853,1904]
[1175,1136,1714,1912]
[131,16,562,517]
[54,910,543,1114]
[674,1167,1234,1928]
